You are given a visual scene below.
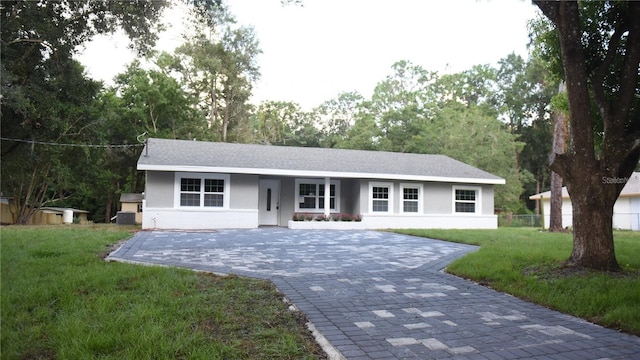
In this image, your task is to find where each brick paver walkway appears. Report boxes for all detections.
[108,228,640,359]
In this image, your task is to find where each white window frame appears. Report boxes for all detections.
[400,183,423,214]
[452,186,481,214]
[369,181,394,214]
[294,178,340,213]
[174,172,230,209]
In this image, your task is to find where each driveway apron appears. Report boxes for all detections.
[108,228,640,359]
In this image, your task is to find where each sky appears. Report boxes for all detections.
[77,0,541,110]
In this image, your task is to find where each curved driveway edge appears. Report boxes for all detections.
[108,228,640,359]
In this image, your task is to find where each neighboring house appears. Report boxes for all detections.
[137,138,505,230]
[0,197,14,224]
[119,193,143,224]
[0,200,90,225]
[529,172,640,231]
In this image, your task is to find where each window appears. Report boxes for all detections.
[372,186,389,212]
[453,187,480,213]
[180,178,201,206]
[295,179,340,212]
[204,179,224,207]
[369,182,393,213]
[175,173,229,208]
[400,183,422,213]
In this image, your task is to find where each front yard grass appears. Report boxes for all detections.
[394,228,640,336]
[1,225,325,359]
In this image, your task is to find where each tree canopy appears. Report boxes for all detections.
[1,0,569,226]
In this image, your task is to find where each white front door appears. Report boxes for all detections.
[259,179,280,226]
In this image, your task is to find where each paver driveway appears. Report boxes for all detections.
[108,228,640,359]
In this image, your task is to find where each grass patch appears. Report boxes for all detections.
[393,228,640,336]
[1,225,325,359]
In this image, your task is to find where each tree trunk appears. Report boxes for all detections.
[105,192,113,224]
[549,82,567,232]
[549,171,563,231]
[533,1,640,270]
[567,175,619,270]
[534,179,540,215]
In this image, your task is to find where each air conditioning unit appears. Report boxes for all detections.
[116,211,136,225]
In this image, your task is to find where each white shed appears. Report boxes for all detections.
[529,172,640,231]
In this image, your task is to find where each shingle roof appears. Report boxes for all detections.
[137,138,505,184]
[120,193,143,203]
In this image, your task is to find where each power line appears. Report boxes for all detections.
[0,137,144,148]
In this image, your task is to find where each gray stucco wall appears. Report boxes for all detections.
[482,185,495,214]
[145,171,174,208]
[355,180,495,215]
[145,171,260,210]
[339,179,359,215]
[230,174,258,209]
[144,171,496,217]
[279,177,295,224]
[424,182,452,214]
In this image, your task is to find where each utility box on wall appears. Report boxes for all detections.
[116,211,136,225]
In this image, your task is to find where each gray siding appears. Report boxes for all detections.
[359,181,369,213]
[424,183,452,214]
[280,177,295,224]
[482,185,495,214]
[351,179,363,215]
[356,181,495,215]
[344,179,360,215]
[145,171,174,208]
[230,174,258,209]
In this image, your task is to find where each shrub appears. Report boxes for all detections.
[292,213,311,221]
[315,214,329,221]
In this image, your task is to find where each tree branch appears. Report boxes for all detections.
[591,25,625,127]
[7,38,46,46]
[548,152,571,181]
[613,2,640,123]
[533,1,560,24]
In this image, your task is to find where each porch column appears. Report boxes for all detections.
[324,177,331,217]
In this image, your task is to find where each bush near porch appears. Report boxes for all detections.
[292,212,362,222]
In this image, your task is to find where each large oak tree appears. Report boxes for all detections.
[1,0,170,223]
[533,1,640,270]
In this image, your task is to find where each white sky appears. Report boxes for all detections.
[77,0,541,110]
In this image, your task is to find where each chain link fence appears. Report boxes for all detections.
[498,214,543,228]
[499,213,640,230]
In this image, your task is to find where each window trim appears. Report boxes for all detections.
[369,181,394,214]
[174,172,230,209]
[294,178,341,213]
[452,186,481,214]
[400,183,423,214]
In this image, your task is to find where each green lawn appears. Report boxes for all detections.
[1,225,325,359]
[394,228,640,336]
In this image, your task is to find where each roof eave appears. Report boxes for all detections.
[137,164,506,185]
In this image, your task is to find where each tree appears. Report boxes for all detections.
[331,61,525,212]
[254,101,301,145]
[421,103,525,212]
[1,0,170,223]
[316,91,365,148]
[113,58,206,139]
[367,61,439,152]
[533,1,640,270]
[549,83,568,232]
[434,64,526,212]
[174,3,260,142]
